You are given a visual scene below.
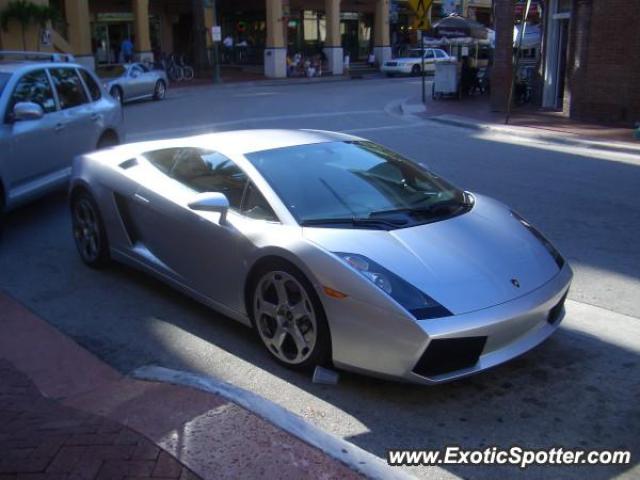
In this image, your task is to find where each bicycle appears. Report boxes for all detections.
[165,53,183,82]
[177,54,194,81]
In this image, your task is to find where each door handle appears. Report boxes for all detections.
[91,113,101,121]
[54,123,65,132]
[133,193,150,204]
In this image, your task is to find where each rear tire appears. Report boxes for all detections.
[153,80,166,100]
[182,66,194,81]
[248,259,331,371]
[71,191,110,268]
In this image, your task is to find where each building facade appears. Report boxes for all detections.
[541,0,639,125]
[0,0,393,77]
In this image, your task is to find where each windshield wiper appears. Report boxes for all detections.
[369,196,473,219]
[300,217,407,229]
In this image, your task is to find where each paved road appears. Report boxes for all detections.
[1,78,638,479]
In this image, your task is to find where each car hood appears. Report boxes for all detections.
[303,195,560,315]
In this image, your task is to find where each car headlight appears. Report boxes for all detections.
[511,210,565,269]
[334,252,452,320]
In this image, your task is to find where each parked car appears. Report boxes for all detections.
[97,63,168,104]
[69,129,572,385]
[382,48,450,76]
[0,52,123,224]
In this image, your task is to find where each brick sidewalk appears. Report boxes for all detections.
[412,92,637,145]
[0,293,375,480]
[0,359,199,480]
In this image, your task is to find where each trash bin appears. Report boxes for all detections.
[432,59,460,100]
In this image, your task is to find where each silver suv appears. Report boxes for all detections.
[0,52,123,221]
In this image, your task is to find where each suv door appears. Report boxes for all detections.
[1,68,64,200]
[49,67,97,163]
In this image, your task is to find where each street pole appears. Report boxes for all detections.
[421,30,426,103]
[211,0,221,84]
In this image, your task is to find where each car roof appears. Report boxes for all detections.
[191,129,360,155]
[0,61,84,74]
[89,129,363,167]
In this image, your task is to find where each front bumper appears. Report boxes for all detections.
[381,63,414,74]
[327,264,573,385]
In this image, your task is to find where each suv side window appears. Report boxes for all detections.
[78,69,102,101]
[242,182,278,221]
[49,68,88,109]
[6,69,56,119]
[145,148,247,210]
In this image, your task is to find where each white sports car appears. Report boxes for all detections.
[69,129,572,384]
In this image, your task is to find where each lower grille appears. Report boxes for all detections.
[413,336,487,378]
[548,292,568,324]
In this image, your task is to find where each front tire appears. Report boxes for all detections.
[71,191,110,268]
[249,260,331,370]
[411,64,421,76]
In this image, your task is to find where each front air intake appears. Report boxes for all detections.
[413,336,487,378]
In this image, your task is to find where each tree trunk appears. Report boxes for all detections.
[490,0,514,112]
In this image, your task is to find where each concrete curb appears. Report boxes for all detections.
[132,365,415,480]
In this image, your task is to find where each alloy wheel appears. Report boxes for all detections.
[155,81,166,100]
[254,271,318,365]
[72,198,101,263]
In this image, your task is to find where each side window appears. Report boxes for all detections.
[50,68,88,109]
[145,148,247,210]
[7,69,56,118]
[130,65,144,76]
[425,50,435,59]
[435,50,446,59]
[242,183,278,222]
[79,69,102,101]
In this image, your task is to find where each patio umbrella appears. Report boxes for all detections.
[433,14,487,40]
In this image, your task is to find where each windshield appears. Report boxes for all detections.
[246,141,468,228]
[95,65,126,78]
[0,73,10,95]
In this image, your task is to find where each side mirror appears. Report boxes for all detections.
[13,102,44,121]
[188,192,230,224]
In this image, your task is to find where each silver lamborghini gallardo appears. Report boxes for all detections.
[69,129,572,384]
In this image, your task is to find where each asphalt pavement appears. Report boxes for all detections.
[0,77,638,479]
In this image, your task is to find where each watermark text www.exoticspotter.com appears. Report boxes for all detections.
[387,446,632,469]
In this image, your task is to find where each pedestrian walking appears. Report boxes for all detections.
[121,36,134,63]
